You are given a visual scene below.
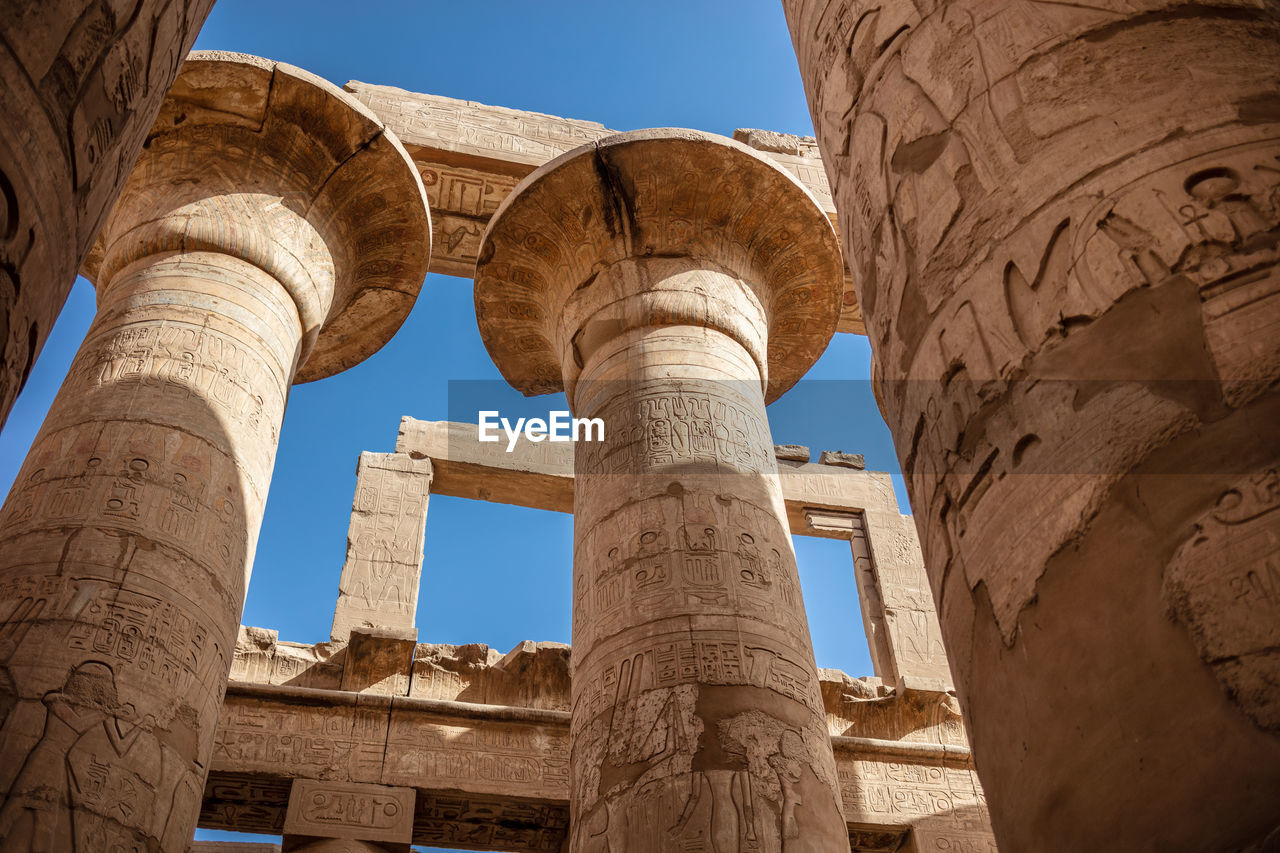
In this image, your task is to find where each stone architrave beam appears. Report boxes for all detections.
[202,679,991,852]
[394,417,901,534]
[343,82,866,334]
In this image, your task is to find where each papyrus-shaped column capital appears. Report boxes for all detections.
[474,128,845,406]
[85,50,433,382]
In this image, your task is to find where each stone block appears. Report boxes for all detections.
[820,449,866,469]
[342,627,417,696]
[774,443,811,462]
[283,779,414,845]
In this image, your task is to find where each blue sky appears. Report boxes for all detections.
[0,1,910,846]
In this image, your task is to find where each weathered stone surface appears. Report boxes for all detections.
[784,1,1280,849]
[331,453,433,642]
[203,673,991,851]
[342,628,416,697]
[820,449,866,470]
[411,641,572,711]
[733,128,821,158]
[283,779,414,846]
[0,52,430,851]
[345,82,866,334]
[774,443,811,462]
[476,128,849,851]
[231,626,345,690]
[0,0,215,428]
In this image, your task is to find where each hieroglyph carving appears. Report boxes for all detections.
[331,454,433,641]
[0,52,430,852]
[0,0,216,426]
[283,779,414,844]
[1166,468,1280,732]
[785,0,1280,848]
[473,129,851,851]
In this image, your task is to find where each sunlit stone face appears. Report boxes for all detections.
[0,52,429,852]
[476,128,851,851]
[784,1,1280,849]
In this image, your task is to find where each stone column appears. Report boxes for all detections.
[0,53,430,850]
[0,0,216,427]
[784,2,1280,849]
[475,129,849,852]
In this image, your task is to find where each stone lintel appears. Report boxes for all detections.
[205,680,988,850]
[341,627,418,695]
[395,417,901,533]
[400,418,574,512]
[283,779,415,847]
[343,81,865,334]
[191,844,282,853]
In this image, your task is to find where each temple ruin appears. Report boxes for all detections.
[0,3,1277,851]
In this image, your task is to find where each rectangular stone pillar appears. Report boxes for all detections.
[808,509,953,693]
[331,452,433,642]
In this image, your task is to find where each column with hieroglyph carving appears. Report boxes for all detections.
[783,1,1280,849]
[0,0,217,428]
[475,129,849,851]
[0,52,430,850]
